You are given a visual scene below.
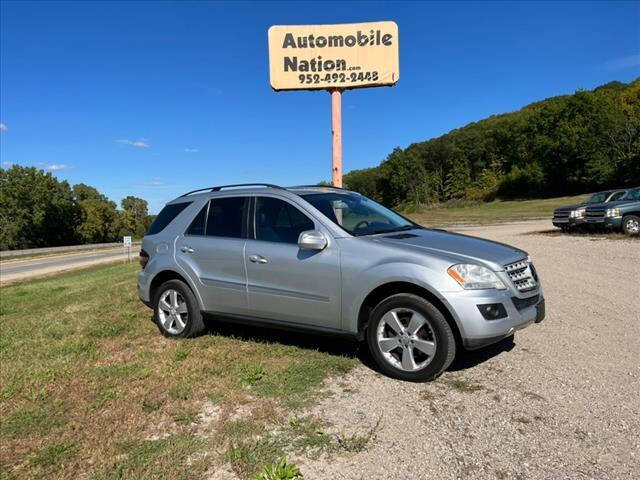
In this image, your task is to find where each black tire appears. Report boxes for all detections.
[153,279,205,338]
[622,215,640,235]
[366,293,456,382]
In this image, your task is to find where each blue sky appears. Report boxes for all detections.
[1,1,638,213]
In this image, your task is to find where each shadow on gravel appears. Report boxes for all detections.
[196,314,515,377]
[448,336,515,372]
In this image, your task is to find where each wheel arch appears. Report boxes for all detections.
[149,269,201,308]
[356,281,463,347]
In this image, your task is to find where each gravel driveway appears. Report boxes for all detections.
[298,221,640,480]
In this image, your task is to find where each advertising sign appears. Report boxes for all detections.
[268,21,399,91]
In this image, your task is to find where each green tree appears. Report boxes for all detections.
[121,196,149,237]
[75,198,119,243]
[0,166,78,249]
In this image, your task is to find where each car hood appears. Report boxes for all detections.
[554,203,585,213]
[371,228,527,270]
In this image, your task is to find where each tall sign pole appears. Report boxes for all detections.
[268,22,399,185]
[331,89,343,187]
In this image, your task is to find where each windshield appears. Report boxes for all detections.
[619,188,640,201]
[301,192,417,236]
[587,192,608,203]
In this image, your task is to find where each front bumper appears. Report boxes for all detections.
[443,287,545,350]
[584,216,622,229]
[552,217,584,228]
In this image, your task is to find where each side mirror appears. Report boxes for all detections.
[297,230,327,251]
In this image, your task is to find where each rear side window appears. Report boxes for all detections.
[185,204,208,236]
[147,202,191,235]
[206,197,246,238]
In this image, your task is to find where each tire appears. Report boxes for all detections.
[622,215,640,235]
[366,293,456,382]
[153,279,205,338]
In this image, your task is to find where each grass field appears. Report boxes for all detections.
[406,194,587,225]
[0,264,360,479]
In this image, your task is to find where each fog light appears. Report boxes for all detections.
[477,303,507,320]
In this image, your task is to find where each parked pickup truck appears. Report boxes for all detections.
[584,186,640,235]
[552,190,628,231]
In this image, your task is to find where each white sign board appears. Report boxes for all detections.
[123,236,132,247]
[268,21,399,91]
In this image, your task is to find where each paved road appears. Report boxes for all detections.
[0,246,141,284]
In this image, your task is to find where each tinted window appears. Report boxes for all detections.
[624,188,640,201]
[206,197,246,238]
[255,197,314,244]
[147,202,191,235]
[185,204,208,235]
[588,193,607,203]
[609,192,625,201]
[302,192,414,236]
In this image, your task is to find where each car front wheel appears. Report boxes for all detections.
[622,215,640,235]
[153,279,205,338]
[366,293,456,381]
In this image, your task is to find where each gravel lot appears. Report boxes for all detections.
[297,220,640,480]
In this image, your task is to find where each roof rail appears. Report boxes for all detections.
[180,183,284,197]
[289,184,348,190]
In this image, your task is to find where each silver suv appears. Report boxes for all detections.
[138,184,545,381]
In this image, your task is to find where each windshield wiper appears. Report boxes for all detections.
[355,225,417,236]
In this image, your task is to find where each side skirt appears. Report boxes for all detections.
[201,310,359,341]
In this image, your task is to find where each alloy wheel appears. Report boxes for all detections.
[376,308,437,372]
[158,289,188,334]
[625,218,639,234]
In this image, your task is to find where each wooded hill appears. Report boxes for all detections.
[344,79,640,208]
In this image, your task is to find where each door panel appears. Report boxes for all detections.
[245,240,341,328]
[245,196,341,328]
[176,235,247,314]
[175,196,248,314]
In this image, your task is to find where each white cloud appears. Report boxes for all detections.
[140,179,169,187]
[184,148,199,153]
[45,164,70,171]
[0,122,7,132]
[1,161,14,167]
[604,53,640,70]
[116,138,150,148]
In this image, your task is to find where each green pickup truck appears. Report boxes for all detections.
[552,190,627,231]
[584,187,640,235]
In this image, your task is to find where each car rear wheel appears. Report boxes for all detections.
[153,279,205,338]
[622,215,640,235]
[366,294,456,381]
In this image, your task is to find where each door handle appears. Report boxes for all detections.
[180,245,194,253]
[248,254,268,264]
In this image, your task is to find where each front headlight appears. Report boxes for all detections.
[606,208,621,217]
[447,264,507,290]
[571,208,585,218]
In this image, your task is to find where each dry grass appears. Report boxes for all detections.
[0,263,358,479]
[407,194,588,225]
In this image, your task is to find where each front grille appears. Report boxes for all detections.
[504,259,537,292]
[512,294,539,311]
[586,209,605,219]
[553,210,570,219]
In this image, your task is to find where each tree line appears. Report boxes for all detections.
[344,79,640,209]
[0,165,154,250]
